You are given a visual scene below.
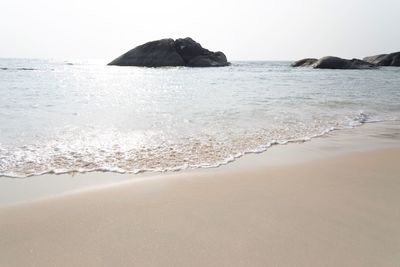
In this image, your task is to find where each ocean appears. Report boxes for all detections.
[1,58,399,178]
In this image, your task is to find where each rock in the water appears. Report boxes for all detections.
[176,38,229,67]
[363,54,387,65]
[187,52,228,67]
[108,39,185,67]
[108,38,229,67]
[363,52,400,66]
[291,58,318,67]
[313,56,377,69]
[174,38,209,63]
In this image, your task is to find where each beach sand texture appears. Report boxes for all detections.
[1,138,400,266]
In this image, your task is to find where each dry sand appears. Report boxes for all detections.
[1,122,400,266]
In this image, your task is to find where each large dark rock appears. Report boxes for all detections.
[108,38,229,67]
[363,52,400,66]
[187,52,228,67]
[363,54,387,65]
[108,39,185,67]
[175,38,229,67]
[174,38,209,63]
[313,56,377,69]
[291,58,318,67]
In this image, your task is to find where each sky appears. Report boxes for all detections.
[0,0,399,61]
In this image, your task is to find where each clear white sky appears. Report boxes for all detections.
[1,0,399,60]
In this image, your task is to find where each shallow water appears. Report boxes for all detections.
[1,58,399,177]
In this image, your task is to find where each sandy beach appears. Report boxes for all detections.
[1,122,400,266]
[2,0,400,265]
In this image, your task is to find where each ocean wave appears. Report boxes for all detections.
[0,113,394,179]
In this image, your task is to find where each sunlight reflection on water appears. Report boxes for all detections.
[0,59,399,177]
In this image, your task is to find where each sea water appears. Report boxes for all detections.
[1,58,399,177]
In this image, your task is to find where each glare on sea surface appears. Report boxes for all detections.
[1,59,400,177]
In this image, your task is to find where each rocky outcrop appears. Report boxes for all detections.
[291,56,377,69]
[108,39,185,67]
[291,58,318,67]
[108,38,229,67]
[363,52,400,66]
[187,52,228,67]
[302,57,376,69]
[313,57,377,69]
[175,38,229,67]
[293,52,400,69]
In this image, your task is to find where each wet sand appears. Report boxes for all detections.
[1,122,400,266]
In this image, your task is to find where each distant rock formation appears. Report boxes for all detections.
[313,57,377,69]
[293,51,400,69]
[363,52,400,66]
[292,56,377,69]
[291,58,318,67]
[108,38,229,68]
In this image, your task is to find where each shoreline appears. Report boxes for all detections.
[1,120,400,206]
[0,116,381,181]
[1,122,400,265]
